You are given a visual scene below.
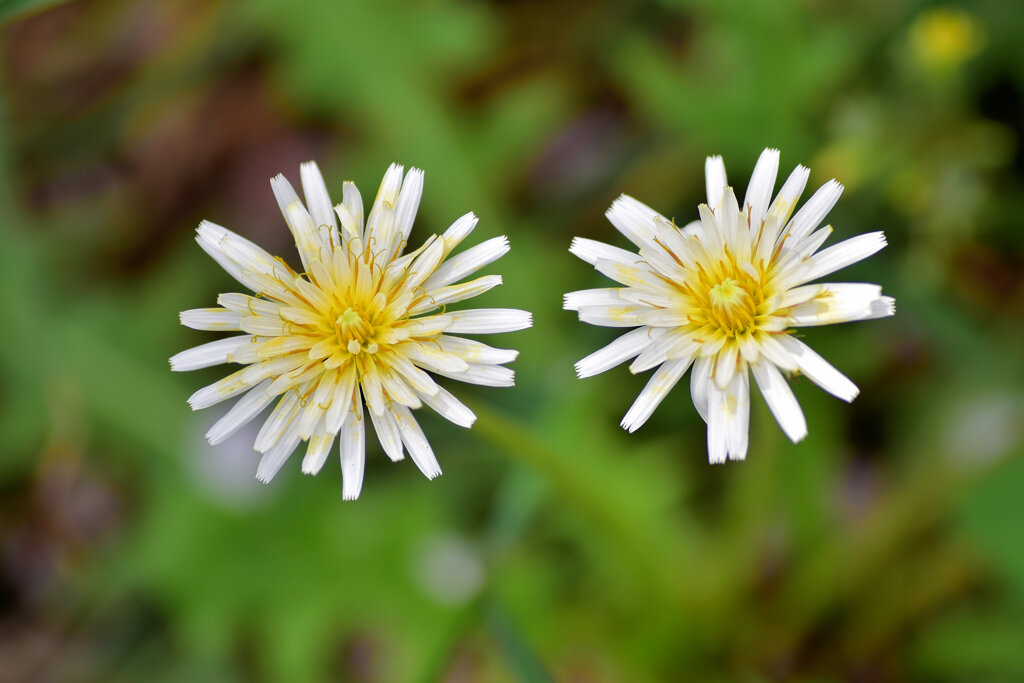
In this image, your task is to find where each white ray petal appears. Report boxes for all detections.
[393,167,424,252]
[368,403,404,462]
[205,379,277,445]
[411,274,503,314]
[706,367,749,463]
[445,308,532,334]
[436,335,518,365]
[301,416,335,475]
[563,288,622,311]
[577,304,646,327]
[416,384,476,428]
[705,155,728,211]
[690,355,713,423]
[179,308,242,331]
[440,212,478,255]
[798,231,887,284]
[432,363,514,387]
[766,164,809,228]
[575,326,665,378]
[605,195,664,250]
[751,360,807,443]
[342,180,364,232]
[170,335,253,371]
[256,429,301,483]
[785,283,895,326]
[392,404,442,479]
[424,236,510,290]
[300,161,339,240]
[782,179,843,244]
[621,357,694,432]
[340,395,366,500]
[777,335,859,402]
[628,329,700,374]
[569,237,639,266]
[253,390,301,453]
[744,148,780,225]
[365,162,404,247]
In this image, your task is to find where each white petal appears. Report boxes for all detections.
[205,379,277,445]
[782,179,843,244]
[575,326,665,378]
[436,335,518,365]
[690,355,713,423]
[195,220,282,281]
[751,360,807,443]
[368,404,404,462]
[433,363,514,387]
[170,335,253,371]
[300,161,338,234]
[605,195,663,249]
[255,429,301,483]
[767,164,809,227]
[342,180,364,232]
[784,283,895,326]
[271,174,324,271]
[365,162,404,246]
[568,237,638,266]
[563,288,622,311]
[416,384,476,428]
[403,234,447,291]
[440,212,478,255]
[301,419,335,475]
[705,155,728,211]
[391,403,442,479]
[180,308,242,331]
[424,236,510,290]
[717,186,742,247]
[411,275,502,315]
[577,304,646,328]
[388,354,441,396]
[620,357,694,432]
[399,342,470,374]
[628,329,699,374]
[799,231,887,284]
[394,167,424,251]
[446,308,532,334]
[378,368,421,409]
[707,368,749,463]
[777,335,859,402]
[253,390,301,453]
[340,395,366,500]
[591,257,663,290]
[793,225,833,258]
[744,148,779,225]
[188,357,305,410]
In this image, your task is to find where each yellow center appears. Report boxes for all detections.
[686,259,768,338]
[335,306,379,355]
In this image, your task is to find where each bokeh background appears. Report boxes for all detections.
[1,0,1023,681]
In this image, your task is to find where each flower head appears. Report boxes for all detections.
[566,149,894,462]
[173,162,531,498]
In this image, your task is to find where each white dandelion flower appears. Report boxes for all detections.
[566,149,894,463]
[172,162,531,499]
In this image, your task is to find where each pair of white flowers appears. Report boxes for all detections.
[172,150,894,499]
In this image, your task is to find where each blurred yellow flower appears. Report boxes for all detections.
[172,163,531,498]
[909,7,984,70]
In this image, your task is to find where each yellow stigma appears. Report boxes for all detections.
[688,260,767,338]
[336,306,379,355]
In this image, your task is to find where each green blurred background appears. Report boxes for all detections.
[1,0,1022,681]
